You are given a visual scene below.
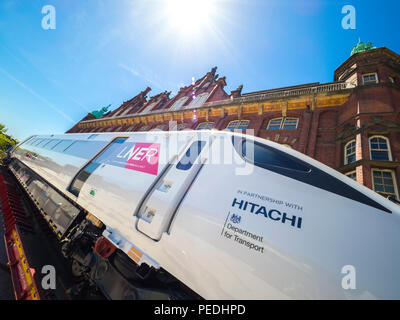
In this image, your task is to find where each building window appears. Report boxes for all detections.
[177,124,187,131]
[152,124,166,131]
[188,92,209,108]
[345,171,357,181]
[372,169,398,200]
[196,122,215,130]
[119,106,136,117]
[226,120,250,130]
[169,123,187,131]
[267,117,299,130]
[141,102,157,114]
[344,140,356,164]
[362,73,378,85]
[137,125,151,132]
[202,81,210,89]
[369,136,391,161]
[170,96,188,111]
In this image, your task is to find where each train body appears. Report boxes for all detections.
[6,130,400,299]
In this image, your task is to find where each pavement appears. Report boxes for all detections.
[0,212,14,300]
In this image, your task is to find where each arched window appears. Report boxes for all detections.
[344,140,356,164]
[226,120,250,130]
[188,92,209,108]
[196,122,215,130]
[267,117,298,130]
[369,136,391,161]
[170,97,188,111]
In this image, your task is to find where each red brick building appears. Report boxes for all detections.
[68,44,400,201]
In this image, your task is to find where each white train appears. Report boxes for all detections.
[6,130,400,299]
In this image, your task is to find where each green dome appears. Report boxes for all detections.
[351,39,377,56]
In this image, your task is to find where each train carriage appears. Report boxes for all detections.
[5,130,400,299]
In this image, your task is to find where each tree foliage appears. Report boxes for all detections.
[0,123,18,153]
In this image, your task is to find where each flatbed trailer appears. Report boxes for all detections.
[0,165,103,300]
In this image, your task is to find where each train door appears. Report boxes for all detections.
[135,134,213,240]
[68,133,194,234]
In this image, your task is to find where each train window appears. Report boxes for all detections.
[37,139,51,148]
[52,140,75,152]
[34,139,47,148]
[233,137,310,173]
[176,141,206,170]
[91,138,128,164]
[32,138,44,146]
[69,162,102,197]
[44,139,61,150]
[20,137,35,146]
[231,136,390,213]
[26,138,36,145]
[69,138,128,197]
[64,140,108,159]
[30,138,40,145]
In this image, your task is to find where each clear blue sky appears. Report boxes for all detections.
[1,0,399,141]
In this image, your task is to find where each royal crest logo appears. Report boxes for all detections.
[230,214,241,224]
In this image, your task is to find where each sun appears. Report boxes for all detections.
[165,0,217,36]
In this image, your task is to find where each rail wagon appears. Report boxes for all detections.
[4,130,400,299]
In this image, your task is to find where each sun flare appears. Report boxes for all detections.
[165,0,217,35]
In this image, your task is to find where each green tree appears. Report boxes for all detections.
[0,123,18,153]
[0,123,7,134]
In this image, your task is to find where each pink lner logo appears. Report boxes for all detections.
[125,143,160,175]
